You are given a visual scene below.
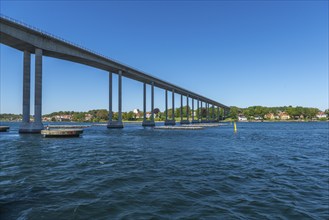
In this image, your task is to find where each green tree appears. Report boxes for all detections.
[127,111,135,120]
[228,106,240,120]
[96,109,109,121]
[72,112,85,122]
[304,108,319,119]
[175,108,181,118]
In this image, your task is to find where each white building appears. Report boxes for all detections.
[316,112,327,119]
[238,115,248,121]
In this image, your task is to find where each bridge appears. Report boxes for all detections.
[0,15,230,133]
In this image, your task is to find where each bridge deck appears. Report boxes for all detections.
[0,15,229,109]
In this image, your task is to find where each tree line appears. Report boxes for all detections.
[1,106,327,122]
[228,106,328,120]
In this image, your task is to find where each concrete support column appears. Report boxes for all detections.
[212,105,215,121]
[172,90,175,120]
[142,82,155,127]
[197,99,200,120]
[165,90,168,121]
[23,51,31,124]
[108,72,113,122]
[217,107,220,121]
[165,89,176,125]
[151,82,154,121]
[19,51,31,133]
[200,101,203,120]
[31,48,44,132]
[186,95,189,121]
[118,70,122,122]
[180,94,183,121]
[107,70,124,128]
[206,103,209,122]
[192,98,194,121]
[181,94,190,124]
[22,52,31,118]
[143,83,146,123]
[224,108,229,120]
[192,98,199,124]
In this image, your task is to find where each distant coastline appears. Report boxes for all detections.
[1,105,328,123]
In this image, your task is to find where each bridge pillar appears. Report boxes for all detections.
[165,90,168,121]
[202,102,209,123]
[212,104,215,122]
[19,51,32,133]
[32,48,44,132]
[200,101,204,122]
[192,98,194,121]
[151,82,154,121]
[20,48,44,133]
[108,72,113,122]
[197,99,200,121]
[165,89,176,125]
[142,82,155,126]
[107,70,124,128]
[186,96,189,121]
[224,108,229,120]
[192,98,199,124]
[217,106,220,122]
[181,95,190,124]
[198,99,200,122]
[143,83,146,123]
[172,90,175,121]
[206,103,210,122]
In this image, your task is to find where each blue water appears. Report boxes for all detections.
[0,122,328,219]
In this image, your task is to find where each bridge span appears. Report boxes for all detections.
[0,15,230,133]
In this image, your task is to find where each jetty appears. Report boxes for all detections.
[47,125,90,129]
[0,126,10,132]
[41,129,83,138]
[182,123,220,127]
[155,126,203,130]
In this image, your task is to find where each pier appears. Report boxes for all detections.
[0,126,10,132]
[41,129,83,138]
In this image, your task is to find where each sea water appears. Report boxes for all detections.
[0,122,328,219]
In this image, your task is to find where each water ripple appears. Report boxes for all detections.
[0,122,328,219]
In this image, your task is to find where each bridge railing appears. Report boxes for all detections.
[0,14,140,73]
[0,14,189,91]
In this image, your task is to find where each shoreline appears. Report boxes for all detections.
[1,120,328,124]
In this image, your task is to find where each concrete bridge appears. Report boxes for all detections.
[0,15,230,133]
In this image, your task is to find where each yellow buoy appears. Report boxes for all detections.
[234,121,237,133]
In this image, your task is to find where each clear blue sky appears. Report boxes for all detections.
[0,1,328,114]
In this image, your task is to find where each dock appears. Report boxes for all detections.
[47,125,90,129]
[182,123,220,127]
[41,129,83,138]
[154,126,203,130]
[0,126,10,132]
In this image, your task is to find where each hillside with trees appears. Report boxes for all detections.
[228,106,327,120]
[1,106,328,122]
